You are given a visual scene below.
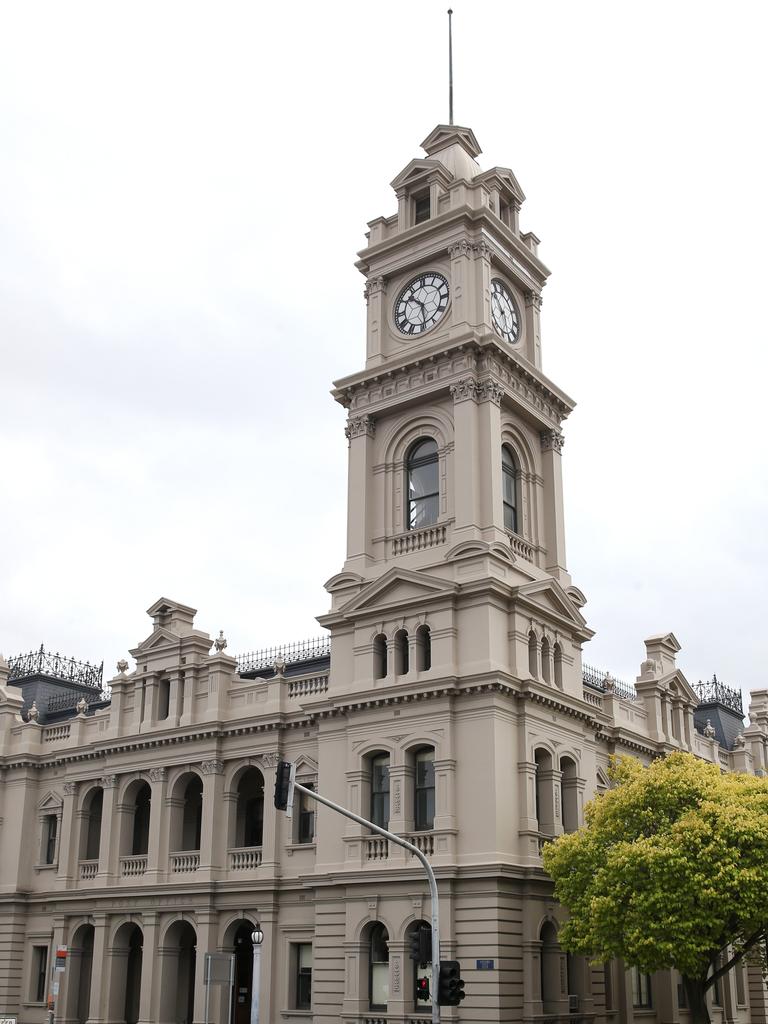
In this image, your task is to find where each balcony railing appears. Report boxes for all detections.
[365,837,389,861]
[43,724,71,743]
[79,859,98,880]
[8,644,104,689]
[508,531,535,562]
[228,847,263,871]
[288,675,328,698]
[391,523,447,556]
[170,852,200,873]
[120,855,147,877]
[237,636,330,675]
[402,831,435,856]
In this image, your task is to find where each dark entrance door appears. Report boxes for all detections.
[232,923,254,1024]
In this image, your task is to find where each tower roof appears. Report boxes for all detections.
[419,124,482,181]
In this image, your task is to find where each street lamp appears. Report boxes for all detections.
[250,923,264,1024]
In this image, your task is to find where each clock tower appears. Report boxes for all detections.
[321,123,592,701]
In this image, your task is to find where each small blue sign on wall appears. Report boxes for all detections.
[476,959,495,970]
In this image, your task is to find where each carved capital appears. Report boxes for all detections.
[478,379,504,405]
[363,276,386,302]
[449,377,479,403]
[345,414,375,441]
[540,429,565,454]
[525,290,543,310]
[149,767,167,783]
[473,240,492,261]
[63,782,77,796]
[100,774,117,789]
[448,239,473,260]
[201,759,224,776]
[260,751,280,769]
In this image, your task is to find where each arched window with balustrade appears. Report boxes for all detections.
[414,748,435,832]
[232,766,265,854]
[79,787,103,873]
[502,444,519,533]
[368,752,390,829]
[534,748,555,838]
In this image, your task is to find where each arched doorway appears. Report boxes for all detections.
[159,920,197,1024]
[65,924,94,1024]
[231,920,257,1024]
[108,922,143,1024]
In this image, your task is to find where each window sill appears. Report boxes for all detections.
[285,842,316,853]
[34,863,58,872]
[280,1011,313,1019]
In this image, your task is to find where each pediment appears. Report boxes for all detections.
[339,567,457,617]
[132,628,180,653]
[38,790,62,812]
[390,158,452,191]
[294,754,319,777]
[421,124,482,159]
[514,578,592,634]
[477,166,526,204]
[659,668,700,706]
[646,631,682,653]
[324,571,365,594]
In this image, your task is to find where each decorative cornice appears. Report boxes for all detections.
[201,759,224,775]
[449,377,479,403]
[525,290,543,311]
[363,276,386,302]
[345,415,376,441]
[540,429,565,454]
[148,767,167,782]
[477,380,504,406]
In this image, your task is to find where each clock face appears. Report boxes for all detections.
[394,272,450,336]
[491,279,521,345]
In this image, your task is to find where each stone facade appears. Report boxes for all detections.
[1,123,767,1024]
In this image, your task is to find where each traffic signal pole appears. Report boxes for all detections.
[290,779,442,1024]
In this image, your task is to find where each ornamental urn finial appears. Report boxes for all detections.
[27,701,39,723]
[214,630,228,653]
[703,719,716,739]
[76,696,87,715]
[116,658,129,675]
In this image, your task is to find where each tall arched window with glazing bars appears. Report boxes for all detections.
[502,445,519,534]
[407,439,439,530]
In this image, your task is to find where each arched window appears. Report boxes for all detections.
[369,924,389,1010]
[540,922,562,1013]
[534,749,555,836]
[370,754,390,829]
[502,445,519,533]
[234,767,265,849]
[181,776,203,851]
[394,629,409,675]
[414,748,435,831]
[157,677,170,721]
[528,630,538,678]
[373,634,388,679]
[553,642,563,689]
[407,439,439,530]
[541,636,551,684]
[131,783,151,856]
[81,787,104,862]
[415,624,431,672]
[560,757,579,833]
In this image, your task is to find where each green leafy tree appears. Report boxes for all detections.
[543,752,768,1024]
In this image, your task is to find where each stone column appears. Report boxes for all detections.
[142,674,158,729]
[518,760,540,857]
[179,667,196,728]
[136,913,159,1024]
[258,753,281,876]
[59,781,79,886]
[192,911,218,1024]
[167,670,184,727]
[199,760,226,881]
[146,766,169,883]
[364,275,387,365]
[345,414,376,572]
[85,913,110,1024]
[540,428,568,584]
[97,775,119,885]
[450,377,480,536]
[342,939,367,1017]
[477,378,505,537]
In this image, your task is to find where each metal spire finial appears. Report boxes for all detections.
[448,8,454,125]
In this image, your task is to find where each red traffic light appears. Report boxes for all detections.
[416,976,430,1002]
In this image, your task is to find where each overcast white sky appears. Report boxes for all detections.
[1,0,766,703]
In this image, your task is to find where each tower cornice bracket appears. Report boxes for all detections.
[345,414,376,442]
[363,276,386,303]
[449,377,479,403]
[540,429,565,453]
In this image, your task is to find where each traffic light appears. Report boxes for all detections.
[415,976,430,1002]
[437,960,466,1006]
[407,924,432,967]
[274,761,293,810]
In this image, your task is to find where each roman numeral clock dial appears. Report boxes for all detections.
[394,272,449,335]
[490,278,521,345]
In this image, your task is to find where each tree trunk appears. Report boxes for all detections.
[683,976,711,1024]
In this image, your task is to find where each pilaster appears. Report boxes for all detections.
[540,428,569,584]
[97,775,118,885]
[450,377,480,536]
[136,912,159,1024]
[364,276,387,366]
[85,913,110,1024]
[345,414,376,572]
[146,766,168,883]
[199,759,226,881]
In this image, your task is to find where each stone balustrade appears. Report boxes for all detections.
[228,847,263,871]
[79,859,98,880]
[170,852,200,873]
[119,855,147,877]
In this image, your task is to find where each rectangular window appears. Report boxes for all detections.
[603,963,614,1012]
[31,946,48,1003]
[371,757,390,829]
[294,943,312,1010]
[736,962,747,1006]
[43,815,58,864]
[298,786,315,844]
[414,193,430,224]
[677,978,688,1009]
[631,968,652,1008]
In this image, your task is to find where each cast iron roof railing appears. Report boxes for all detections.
[237,635,331,675]
[8,645,103,689]
[46,690,111,714]
[582,663,637,701]
[693,675,743,715]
